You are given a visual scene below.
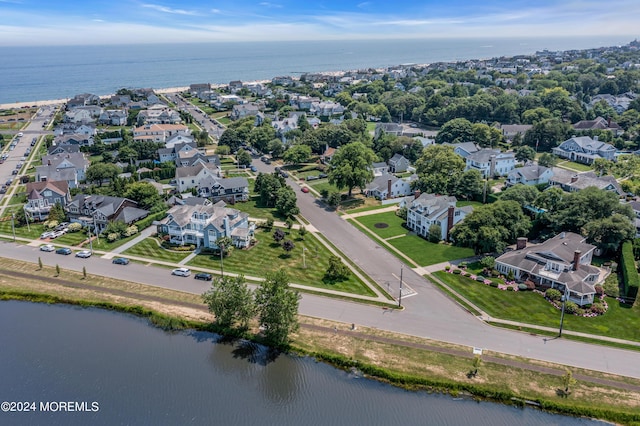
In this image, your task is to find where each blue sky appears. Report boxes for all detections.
[0,0,638,46]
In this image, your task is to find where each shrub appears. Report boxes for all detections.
[475,275,485,282]
[452,269,461,275]
[592,297,603,305]
[545,288,562,301]
[107,232,120,242]
[517,284,528,291]
[444,265,450,271]
[594,285,603,296]
[590,304,606,315]
[490,282,499,288]
[564,301,579,315]
[44,219,59,230]
[620,241,639,301]
[67,222,82,233]
[459,262,468,269]
[603,273,620,298]
[123,225,138,237]
[506,286,514,291]
[525,281,536,291]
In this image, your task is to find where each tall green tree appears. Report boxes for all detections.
[455,169,484,201]
[514,145,536,163]
[583,213,636,254]
[537,153,558,168]
[500,185,540,208]
[435,118,474,144]
[282,144,312,164]
[255,269,300,347]
[86,163,121,185]
[523,118,571,152]
[202,275,254,330]
[328,141,376,197]
[414,145,465,195]
[123,182,162,210]
[275,186,300,218]
[236,148,252,166]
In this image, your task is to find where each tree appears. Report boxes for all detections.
[118,145,138,163]
[216,145,231,157]
[255,269,300,347]
[48,202,67,223]
[326,191,341,208]
[523,118,571,152]
[298,225,307,240]
[202,275,254,330]
[215,236,233,257]
[480,256,495,271]
[82,266,87,279]
[282,239,295,255]
[254,172,284,207]
[455,169,484,201]
[561,370,577,395]
[38,257,43,270]
[273,228,285,243]
[282,144,312,164]
[583,213,636,254]
[499,185,540,208]
[327,141,376,197]
[427,223,442,243]
[325,255,351,281]
[267,139,285,158]
[435,118,473,144]
[218,128,243,153]
[55,264,60,277]
[534,187,564,211]
[450,201,532,253]
[123,182,162,210]
[275,186,300,218]
[86,163,121,185]
[236,148,252,167]
[514,145,536,163]
[248,124,276,153]
[414,145,466,195]
[537,153,558,168]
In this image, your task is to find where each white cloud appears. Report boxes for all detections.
[259,2,282,8]
[141,3,199,16]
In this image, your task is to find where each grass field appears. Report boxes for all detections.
[123,238,190,264]
[557,160,594,172]
[433,271,640,342]
[187,228,375,296]
[232,196,283,221]
[307,179,340,195]
[353,211,407,239]
[389,237,475,266]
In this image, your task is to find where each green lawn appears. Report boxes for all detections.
[433,271,640,342]
[187,228,375,296]
[307,179,341,195]
[352,211,407,239]
[344,204,391,214]
[232,196,283,221]
[123,238,190,263]
[389,236,475,266]
[557,160,593,172]
[456,200,483,208]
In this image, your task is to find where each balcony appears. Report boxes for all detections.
[538,269,561,281]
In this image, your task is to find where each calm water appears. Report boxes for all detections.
[0,36,632,104]
[0,301,602,426]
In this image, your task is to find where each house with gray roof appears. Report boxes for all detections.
[158,141,198,163]
[465,148,515,177]
[405,193,473,241]
[371,161,388,177]
[495,232,603,306]
[36,152,90,188]
[548,168,625,196]
[197,175,249,203]
[573,116,623,136]
[388,153,410,173]
[499,124,532,141]
[24,180,71,221]
[230,103,261,120]
[445,142,480,158]
[506,165,553,186]
[552,136,617,164]
[175,162,223,193]
[66,194,149,234]
[48,143,81,156]
[364,174,415,200]
[158,203,255,249]
[98,110,127,126]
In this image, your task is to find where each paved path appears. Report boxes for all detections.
[101,226,156,259]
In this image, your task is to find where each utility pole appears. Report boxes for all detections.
[559,286,567,337]
[11,214,16,242]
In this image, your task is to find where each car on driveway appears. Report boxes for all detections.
[40,244,55,252]
[171,267,191,277]
[55,247,72,255]
[250,165,257,172]
[112,257,130,265]
[194,272,212,281]
[75,250,92,258]
[40,231,54,239]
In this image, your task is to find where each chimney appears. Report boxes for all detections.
[607,117,611,127]
[387,179,392,200]
[573,250,581,271]
[446,205,455,241]
[414,190,421,200]
[593,135,598,141]
[516,237,527,250]
[570,175,578,183]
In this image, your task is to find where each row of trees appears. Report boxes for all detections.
[254,172,299,218]
[202,269,300,347]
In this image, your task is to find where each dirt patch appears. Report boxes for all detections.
[373,223,389,229]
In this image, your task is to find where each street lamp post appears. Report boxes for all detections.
[558,286,567,337]
[11,214,16,242]
[398,264,404,308]
[219,243,224,277]
[302,247,307,269]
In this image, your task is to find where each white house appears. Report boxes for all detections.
[506,165,553,186]
[495,232,602,306]
[405,193,473,241]
[552,136,617,165]
[175,163,222,192]
[364,175,414,200]
[465,149,515,177]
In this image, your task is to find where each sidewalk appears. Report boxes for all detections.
[101,226,156,259]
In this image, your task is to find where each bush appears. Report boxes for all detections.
[545,288,562,301]
[564,301,579,315]
[107,232,120,242]
[603,273,620,298]
[518,284,528,291]
[452,269,461,275]
[123,225,138,237]
[490,282,499,288]
[525,281,536,291]
[594,285,603,296]
[590,304,606,315]
[475,275,485,282]
[43,220,59,230]
[135,211,166,231]
[444,265,450,271]
[67,222,83,232]
[506,286,514,291]
[620,241,639,301]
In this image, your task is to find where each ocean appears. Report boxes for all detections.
[0,36,633,104]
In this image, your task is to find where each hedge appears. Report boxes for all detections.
[135,211,167,230]
[620,241,639,302]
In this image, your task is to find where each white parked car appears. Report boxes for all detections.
[171,268,191,277]
[75,250,92,258]
[39,244,55,252]
[40,231,54,239]
[49,230,65,239]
